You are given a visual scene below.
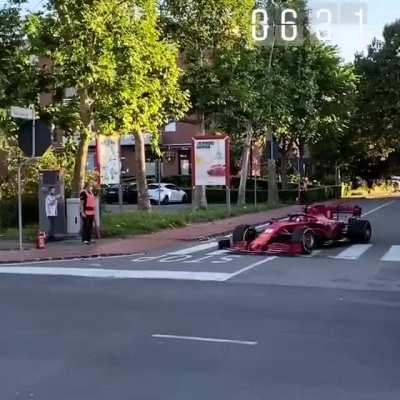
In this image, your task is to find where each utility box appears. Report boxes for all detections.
[66,197,101,238]
[39,170,66,239]
[66,198,81,236]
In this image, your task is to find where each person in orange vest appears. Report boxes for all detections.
[80,183,96,244]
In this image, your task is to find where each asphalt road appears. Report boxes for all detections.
[1,198,400,400]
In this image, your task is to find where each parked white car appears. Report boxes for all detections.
[148,183,188,204]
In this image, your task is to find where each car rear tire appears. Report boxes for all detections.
[291,228,315,255]
[182,194,188,204]
[232,225,257,244]
[347,219,372,243]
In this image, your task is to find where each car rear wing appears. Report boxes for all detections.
[305,204,362,219]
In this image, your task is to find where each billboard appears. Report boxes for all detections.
[192,136,230,186]
[97,135,121,185]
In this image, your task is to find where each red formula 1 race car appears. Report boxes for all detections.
[218,204,372,256]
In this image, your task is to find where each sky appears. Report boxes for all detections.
[309,0,400,61]
[21,0,400,63]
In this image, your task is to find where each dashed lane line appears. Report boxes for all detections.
[152,334,258,346]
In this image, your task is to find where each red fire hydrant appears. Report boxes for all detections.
[36,231,46,249]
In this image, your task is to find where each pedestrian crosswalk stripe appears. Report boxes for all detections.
[334,244,372,260]
[381,246,400,262]
[168,242,217,255]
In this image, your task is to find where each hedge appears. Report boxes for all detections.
[182,185,342,204]
[0,196,39,229]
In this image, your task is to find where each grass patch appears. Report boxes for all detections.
[102,203,285,238]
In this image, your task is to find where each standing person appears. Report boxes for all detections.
[80,183,96,244]
[45,186,60,242]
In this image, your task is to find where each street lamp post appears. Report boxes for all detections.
[18,157,40,250]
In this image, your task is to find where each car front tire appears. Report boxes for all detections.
[347,219,372,243]
[291,228,315,255]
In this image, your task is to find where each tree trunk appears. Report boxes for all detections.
[267,128,279,206]
[134,132,151,211]
[192,113,208,210]
[298,139,305,182]
[280,141,293,190]
[237,122,252,207]
[72,89,92,196]
[72,129,90,196]
[280,152,289,190]
[335,161,341,185]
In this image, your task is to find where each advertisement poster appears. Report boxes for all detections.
[97,135,121,185]
[192,136,230,186]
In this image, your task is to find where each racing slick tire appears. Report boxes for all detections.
[232,225,257,244]
[218,239,232,249]
[291,228,315,255]
[347,219,372,243]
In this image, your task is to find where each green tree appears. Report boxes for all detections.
[349,20,400,179]
[271,39,357,188]
[161,0,254,209]
[89,0,189,210]
[30,0,188,209]
[0,0,39,202]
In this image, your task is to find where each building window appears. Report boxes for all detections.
[87,151,97,173]
[179,150,191,176]
[165,121,177,133]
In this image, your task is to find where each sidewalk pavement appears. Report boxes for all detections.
[0,200,351,264]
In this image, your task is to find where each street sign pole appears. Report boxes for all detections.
[32,105,36,157]
[10,105,51,250]
[17,164,23,251]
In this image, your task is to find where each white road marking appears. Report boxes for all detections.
[168,242,217,255]
[183,255,214,264]
[152,334,257,346]
[381,246,400,262]
[158,255,192,263]
[207,250,229,256]
[362,200,396,217]
[131,255,165,263]
[1,253,145,267]
[0,267,230,282]
[226,257,276,280]
[333,244,372,260]
[256,223,270,231]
